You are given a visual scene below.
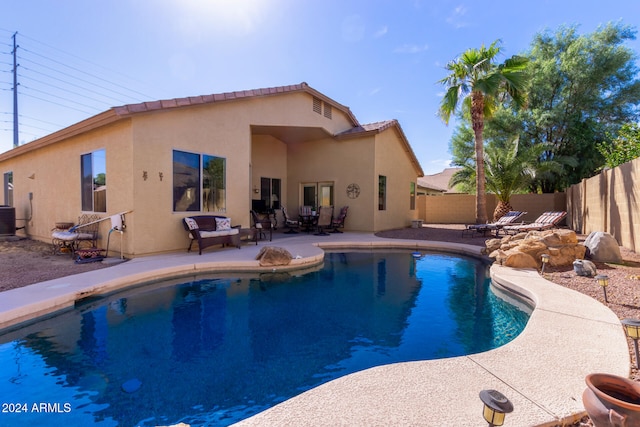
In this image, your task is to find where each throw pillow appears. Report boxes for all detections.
[215,217,231,231]
[184,217,198,230]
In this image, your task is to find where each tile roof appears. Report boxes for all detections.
[337,119,424,177]
[417,167,463,193]
[112,82,359,126]
[1,82,425,177]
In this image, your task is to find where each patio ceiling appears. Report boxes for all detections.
[251,125,332,144]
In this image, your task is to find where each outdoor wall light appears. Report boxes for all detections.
[595,274,610,303]
[621,318,640,369]
[541,253,550,274]
[479,389,513,427]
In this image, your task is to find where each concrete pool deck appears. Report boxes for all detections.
[0,231,630,426]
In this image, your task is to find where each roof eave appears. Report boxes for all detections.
[0,110,121,162]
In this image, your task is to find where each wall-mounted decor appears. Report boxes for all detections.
[346,183,360,199]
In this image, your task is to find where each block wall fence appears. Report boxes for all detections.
[417,155,640,253]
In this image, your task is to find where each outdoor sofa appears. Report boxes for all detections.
[183,215,241,255]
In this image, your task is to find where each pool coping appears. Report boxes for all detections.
[0,232,630,426]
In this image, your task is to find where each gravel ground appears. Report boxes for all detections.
[2,225,640,426]
[0,236,109,291]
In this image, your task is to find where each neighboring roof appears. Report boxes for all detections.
[417,167,462,193]
[336,120,424,177]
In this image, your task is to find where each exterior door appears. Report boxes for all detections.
[301,182,334,210]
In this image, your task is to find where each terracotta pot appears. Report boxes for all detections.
[583,373,640,427]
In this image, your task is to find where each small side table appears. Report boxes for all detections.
[411,219,424,229]
[239,228,258,245]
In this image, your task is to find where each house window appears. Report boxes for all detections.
[260,177,281,210]
[81,149,106,212]
[173,150,226,212]
[378,175,386,210]
[3,172,12,206]
[410,182,416,210]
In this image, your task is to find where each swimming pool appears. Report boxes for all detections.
[0,251,530,426]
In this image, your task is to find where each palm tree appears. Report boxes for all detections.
[438,40,529,224]
[450,138,565,221]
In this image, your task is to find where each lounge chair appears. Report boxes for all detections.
[330,206,348,233]
[281,206,300,234]
[462,211,527,238]
[314,206,334,236]
[502,211,567,235]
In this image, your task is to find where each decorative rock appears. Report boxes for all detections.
[256,246,293,266]
[486,229,586,268]
[573,259,597,277]
[584,231,623,263]
[503,251,539,269]
[121,378,142,393]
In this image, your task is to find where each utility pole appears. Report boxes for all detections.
[12,32,18,148]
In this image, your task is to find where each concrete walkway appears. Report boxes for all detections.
[0,231,630,426]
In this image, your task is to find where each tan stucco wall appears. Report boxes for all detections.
[251,134,287,206]
[373,127,419,231]
[0,121,133,252]
[286,135,376,231]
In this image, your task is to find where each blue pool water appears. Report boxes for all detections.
[0,251,530,426]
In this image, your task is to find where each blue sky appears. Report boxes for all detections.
[1,0,638,174]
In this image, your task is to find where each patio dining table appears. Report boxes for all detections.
[299,214,318,232]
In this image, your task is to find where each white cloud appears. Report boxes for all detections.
[374,25,388,38]
[394,44,429,54]
[446,4,469,29]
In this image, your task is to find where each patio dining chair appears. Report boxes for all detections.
[330,206,348,233]
[250,210,273,241]
[314,206,334,236]
[280,206,300,234]
[51,214,101,257]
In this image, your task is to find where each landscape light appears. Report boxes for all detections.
[540,254,550,274]
[595,274,609,303]
[479,389,513,427]
[621,318,640,369]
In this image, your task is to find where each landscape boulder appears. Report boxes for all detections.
[573,259,597,277]
[485,229,586,269]
[256,246,293,267]
[583,231,623,263]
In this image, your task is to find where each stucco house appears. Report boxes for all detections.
[0,82,424,257]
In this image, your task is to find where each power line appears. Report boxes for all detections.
[17,32,154,100]
[20,65,130,105]
[19,46,150,103]
[0,31,159,148]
